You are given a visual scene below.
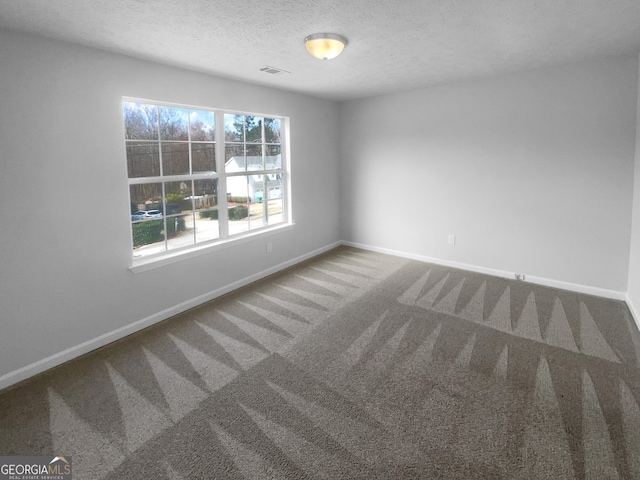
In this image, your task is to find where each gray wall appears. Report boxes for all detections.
[628,54,640,323]
[0,30,341,381]
[339,56,638,294]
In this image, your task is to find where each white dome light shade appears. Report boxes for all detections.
[304,33,348,60]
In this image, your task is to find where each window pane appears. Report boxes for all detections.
[225,145,246,172]
[167,213,194,251]
[249,174,266,202]
[193,178,220,243]
[228,202,249,236]
[164,180,193,215]
[192,143,215,172]
[267,198,284,224]
[264,118,281,144]
[193,179,218,211]
[127,143,160,178]
[267,175,284,200]
[224,114,244,142]
[249,201,266,229]
[246,145,263,171]
[194,208,220,244]
[123,102,158,140]
[164,180,193,251]
[160,106,189,140]
[130,182,165,257]
[246,116,263,143]
[130,183,163,213]
[265,144,281,160]
[131,219,166,257]
[227,175,249,202]
[162,142,189,175]
[189,110,215,141]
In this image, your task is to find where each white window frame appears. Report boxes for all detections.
[123,98,292,272]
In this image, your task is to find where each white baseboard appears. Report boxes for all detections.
[342,241,627,301]
[0,241,341,392]
[627,294,640,331]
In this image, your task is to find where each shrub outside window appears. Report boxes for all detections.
[123,99,288,260]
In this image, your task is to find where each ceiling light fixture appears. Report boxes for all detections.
[304,33,348,60]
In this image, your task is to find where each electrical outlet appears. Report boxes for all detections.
[266,242,273,253]
[515,273,526,281]
[448,234,456,245]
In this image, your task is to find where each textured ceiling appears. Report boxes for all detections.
[1,0,640,101]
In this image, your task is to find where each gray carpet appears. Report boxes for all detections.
[1,246,640,479]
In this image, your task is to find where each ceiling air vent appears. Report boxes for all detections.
[259,65,290,75]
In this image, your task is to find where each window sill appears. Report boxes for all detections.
[129,223,294,274]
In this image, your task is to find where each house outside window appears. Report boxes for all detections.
[123,99,289,261]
